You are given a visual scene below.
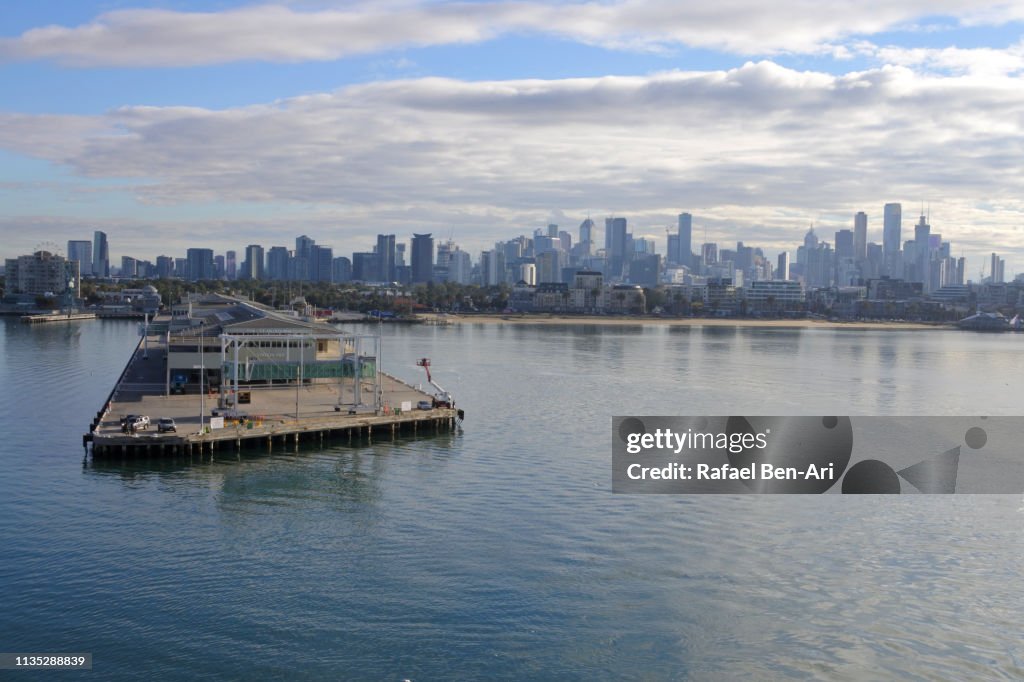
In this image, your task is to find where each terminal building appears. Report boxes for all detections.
[160,294,382,411]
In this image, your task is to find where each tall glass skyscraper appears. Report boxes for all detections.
[677,212,692,268]
[883,203,901,276]
[92,230,109,278]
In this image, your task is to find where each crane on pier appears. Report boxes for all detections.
[416,358,453,408]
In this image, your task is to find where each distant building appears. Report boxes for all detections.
[519,263,536,286]
[92,230,109,278]
[883,203,901,276]
[311,245,333,283]
[607,284,645,314]
[243,245,265,280]
[99,285,162,313]
[185,248,214,281]
[776,252,790,280]
[225,251,237,280]
[677,212,692,268]
[746,280,805,313]
[448,250,472,284]
[578,218,594,255]
[67,240,92,276]
[377,234,396,283]
[706,278,739,314]
[411,234,434,283]
[867,277,923,300]
[571,271,604,311]
[121,256,138,278]
[854,212,867,262]
[266,246,289,281]
[536,250,561,283]
[991,253,1005,284]
[628,254,660,288]
[352,252,377,282]
[332,256,352,283]
[156,256,174,279]
[5,250,80,297]
[534,282,569,311]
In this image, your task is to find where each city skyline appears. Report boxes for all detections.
[32,201,1007,292]
[3,3,1024,271]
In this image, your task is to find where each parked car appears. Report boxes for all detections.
[124,415,150,431]
[417,400,433,410]
[157,418,176,433]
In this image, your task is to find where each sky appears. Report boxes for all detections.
[3,1,1024,278]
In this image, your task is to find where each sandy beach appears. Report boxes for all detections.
[443,314,950,331]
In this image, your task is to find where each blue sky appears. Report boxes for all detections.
[2,1,1024,277]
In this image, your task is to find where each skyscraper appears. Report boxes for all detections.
[332,256,352,283]
[579,218,594,255]
[156,255,174,279]
[92,230,109,278]
[853,212,867,262]
[293,235,315,281]
[776,252,790,280]
[913,213,930,285]
[352,252,377,282]
[186,248,214,281]
[883,203,901,275]
[605,217,628,278]
[266,246,289,280]
[376,234,396,283]
[411,234,434,283]
[244,244,264,280]
[225,250,237,280]
[311,245,333,282]
[121,256,137,278]
[295,235,315,259]
[67,240,92,276]
[991,253,1005,283]
[677,212,692,268]
[834,230,854,259]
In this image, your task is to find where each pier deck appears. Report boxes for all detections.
[86,314,458,457]
[22,312,96,323]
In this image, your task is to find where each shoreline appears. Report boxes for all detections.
[445,315,952,331]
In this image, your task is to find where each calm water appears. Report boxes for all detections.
[1,318,1022,680]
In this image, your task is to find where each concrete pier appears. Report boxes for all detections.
[85,308,460,458]
[22,312,96,324]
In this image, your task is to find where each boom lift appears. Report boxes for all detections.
[415,358,453,408]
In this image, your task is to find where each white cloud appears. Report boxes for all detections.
[872,41,1024,76]
[1,1,1022,67]
[3,60,1024,266]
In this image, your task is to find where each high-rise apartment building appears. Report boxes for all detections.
[853,212,867,262]
[311,245,333,282]
[411,234,434,283]
[776,252,790,280]
[266,246,289,280]
[677,212,692,268]
[185,248,214,281]
[376,234,396,283]
[67,240,92,276]
[243,244,264,280]
[92,230,109,278]
[883,203,901,275]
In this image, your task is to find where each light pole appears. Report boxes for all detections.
[199,321,205,434]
